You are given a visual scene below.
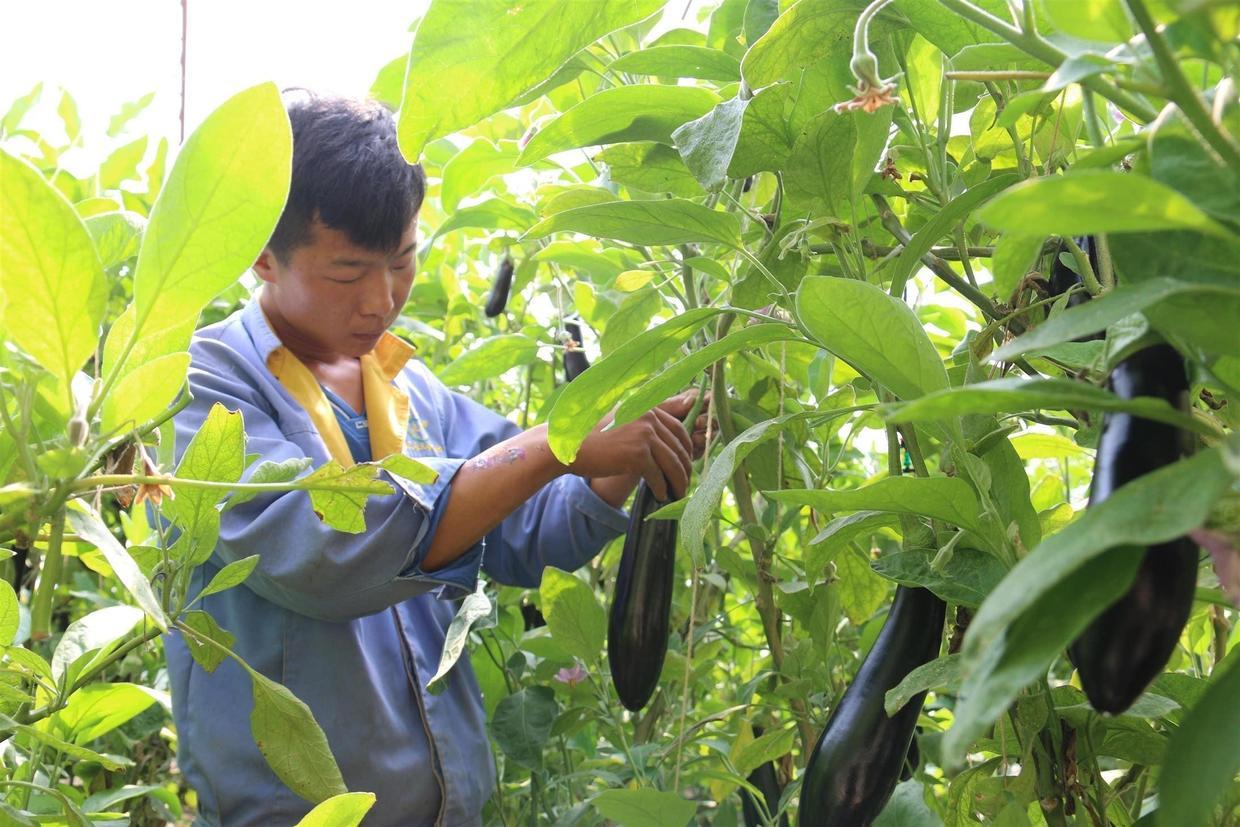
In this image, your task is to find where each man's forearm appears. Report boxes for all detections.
[421,424,568,571]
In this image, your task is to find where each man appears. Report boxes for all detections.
[164,91,708,825]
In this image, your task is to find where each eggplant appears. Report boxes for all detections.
[1068,345,1198,715]
[1049,236,1098,308]
[742,759,789,827]
[484,256,514,318]
[608,481,678,711]
[564,322,590,382]
[798,586,946,826]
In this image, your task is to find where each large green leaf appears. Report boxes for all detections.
[249,667,348,803]
[592,788,699,827]
[50,604,145,685]
[948,446,1233,764]
[872,548,1006,608]
[742,0,871,87]
[545,308,721,463]
[65,506,168,631]
[51,682,164,745]
[784,110,856,216]
[102,352,191,434]
[525,199,741,249]
[437,334,539,386]
[886,377,1214,438]
[520,85,720,166]
[0,149,107,399]
[539,567,605,663]
[796,276,949,401]
[672,96,748,193]
[613,323,798,426]
[886,174,1019,297]
[166,402,246,530]
[440,139,519,213]
[597,143,704,198]
[300,462,396,535]
[976,171,1232,238]
[397,0,666,158]
[293,793,377,827]
[1157,649,1240,827]
[116,83,290,386]
[728,83,796,177]
[489,686,559,771]
[769,476,985,534]
[991,278,1240,362]
[608,45,741,81]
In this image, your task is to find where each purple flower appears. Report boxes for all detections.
[554,662,587,688]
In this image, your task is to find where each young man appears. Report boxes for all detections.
[164,92,708,826]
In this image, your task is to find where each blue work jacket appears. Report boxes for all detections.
[163,296,628,826]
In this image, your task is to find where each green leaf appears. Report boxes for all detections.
[613,323,798,427]
[427,583,493,690]
[0,149,107,397]
[106,91,156,137]
[742,0,870,87]
[489,686,559,770]
[0,582,17,646]
[874,780,944,827]
[872,548,1006,608]
[887,377,1215,438]
[608,45,741,81]
[225,457,313,509]
[991,278,1240,362]
[293,793,377,827]
[732,724,796,777]
[128,83,290,357]
[248,666,347,803]
[1040,0,1133,43]
[524,199,742,248]
[441,139,518,213]
[598,143,704,198]
[672,96,748,192]
[102,304,196,403]
[886,174,1020,297]
[166,402,246,534]
[990,234,1046,299]
[833,544,894,624]
[102,352,191,433]
[949,446,1233,764]
[728,83,796,178]
[1157,649,1240,827]
[52,682,163,745]
[976,171,1232,238]
[796,276,949,401]
[82,784,182,819]
[181,609,235,673]
[592,788,699,827]
[99,136,148,190]
[807,510,898,577]
[601,288,664,354]
[784,110,856,216]
[50,604,144,685]
[428,198,535,242]
[891,0,1003,54]
[85,210,143,270]
[944,549,1142,767]
[300,462,394,535]
[376,454,439,485]
[438,334,539,386]
[0,713,128,772]
[65,506,168,631]
[885,654,961,716]
[519,85,719,166]
[200,555,260,599]
[545,308,721,463]
[539,568,605,663]
[769,476,985,534]
[397,0,666,158]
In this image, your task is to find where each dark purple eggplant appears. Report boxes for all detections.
[1049,236,1098,308]
[798,586,946,826]
[742,758,789,827]
[484,256,514,318]
[1068,344,1198,715]
[564,322,590,382]
[608,481,678,712]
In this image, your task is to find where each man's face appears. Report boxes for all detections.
[255,219,417,361]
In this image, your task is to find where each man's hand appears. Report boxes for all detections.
[570,389,712,502]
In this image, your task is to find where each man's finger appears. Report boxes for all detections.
[653,406,693,457]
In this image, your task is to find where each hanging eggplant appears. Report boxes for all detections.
[608,480,678,711]
[484,256,514,318]
[1068,344,1198,715]
[564,322,590,382]
[798,586,946,826]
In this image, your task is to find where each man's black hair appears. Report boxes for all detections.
[267,90,426,261]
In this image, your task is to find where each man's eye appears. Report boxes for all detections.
[330,277,362,284]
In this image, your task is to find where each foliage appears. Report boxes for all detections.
[2,0,1239,824]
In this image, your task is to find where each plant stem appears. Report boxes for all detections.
[936,0,1158,123]
[70,473,385,496]
[29,506,66,641]
[1126,0,1240,176]
[1063,236,1103,295]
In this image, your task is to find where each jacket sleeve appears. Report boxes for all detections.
[166,338,484,623]
[429,373,630,588]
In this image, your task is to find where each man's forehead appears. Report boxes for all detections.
[306,218,417,259]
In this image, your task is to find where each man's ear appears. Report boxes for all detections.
[253,248,279,284]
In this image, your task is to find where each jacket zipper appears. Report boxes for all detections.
[392,606,448,827]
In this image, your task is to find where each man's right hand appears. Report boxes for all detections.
[567,391,698,502]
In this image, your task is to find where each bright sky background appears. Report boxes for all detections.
[1,0,427,162]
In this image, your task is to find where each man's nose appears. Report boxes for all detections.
[360,276,396,318]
